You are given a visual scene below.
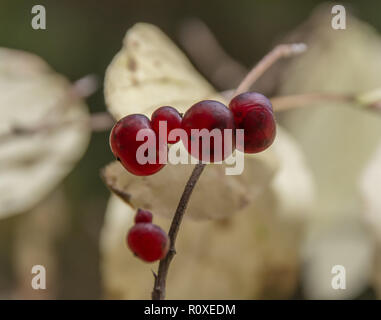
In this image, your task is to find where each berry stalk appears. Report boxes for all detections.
[233,43,307,96]
[152,162,206,300]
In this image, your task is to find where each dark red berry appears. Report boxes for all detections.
[229,92,273,127]
[151,106,182,143]
[229,92,275,153]
[109,114,166,176]
[127,223,169,263]
[181,100,236,162]
[135,208,153,224]
[239,107,276,153]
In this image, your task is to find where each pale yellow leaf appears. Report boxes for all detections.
[302,220,374,299]
[100,195,301,299]
[0,48,90,218]
[275,6,381,298]
[104,23,216,120]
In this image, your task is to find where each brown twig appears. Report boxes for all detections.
[0,73,114,143]
[233,43,307,96]
[152,163,206,300]
[270,93,355,112]
[0,112,114,144]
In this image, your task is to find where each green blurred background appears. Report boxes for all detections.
[0,0,380,299]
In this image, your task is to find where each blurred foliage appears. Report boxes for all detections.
[1,0,381,299]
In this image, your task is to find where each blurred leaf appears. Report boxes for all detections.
[361,141,381,299]
[13,188,69,299]
[0,48,91,218]
[100,195,302,299]
[104,23,216,120]
[102,155,275,220]
[302,221,374,299]
[361,141,381,241]
[274,6,381,298]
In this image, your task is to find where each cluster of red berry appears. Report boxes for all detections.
[109,92,276,177]
[111,92,276,263]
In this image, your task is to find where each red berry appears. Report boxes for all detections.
[135,208,153,224]
[127,223,169,263]
[151,106,182,143]
[109,114,166,176]
[181,100,236,162]
[229,92,273,127]
[229,92,276,153]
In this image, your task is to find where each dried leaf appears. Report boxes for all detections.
[0,48,90,218]
[361,142,381,241]
[279,7,381,222]
[102,155,275,221]
[302,221,374,299]
[361,141,381,298]
[274,6,381,298]
[104,23,216,120]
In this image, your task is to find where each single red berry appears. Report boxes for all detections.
[229,92,273,127]
[127,223,169,263]
[109,114,166,176]
[181,100,236,162]
[151,106,182,143]
[135,208,153,224]
[229,92,276,153]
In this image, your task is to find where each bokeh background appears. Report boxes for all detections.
[1,0,381,299]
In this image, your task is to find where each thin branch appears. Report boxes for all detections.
[0,112,114,144]
[271,93,354,112]
[89,112,115,131]
[233,43,307,96]
[152,163,206,300]
[270,92,381,112]
[0,73,112,143]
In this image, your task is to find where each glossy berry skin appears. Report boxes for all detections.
[229,92,273,126]
[109,114,165,176]
[151,106,182,143]
[135,208,153,224]
[229,92,276,153]
[181,100,236,162]
[240,107,276,153]
[127,223,169,263]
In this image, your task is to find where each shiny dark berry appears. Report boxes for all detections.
[127,223,169,263]
[135,208,153,224]
[229,92,275,153]
[151,106,182,143]
[181,100,236,162]
[109,114,165,176]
